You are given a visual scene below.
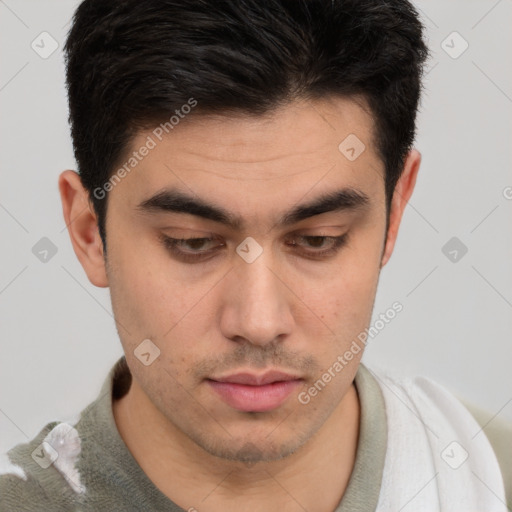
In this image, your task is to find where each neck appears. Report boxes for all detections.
[113,376,360,512]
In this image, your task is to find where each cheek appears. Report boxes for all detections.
[306,230,383,345]
[107,224,189,327]
[317,270,378,346]
[107,236,219,378]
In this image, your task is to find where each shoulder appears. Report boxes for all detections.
[0,358,127,511]
[460,399,512,509]
[0,420,85,511]
[368,367,511,509]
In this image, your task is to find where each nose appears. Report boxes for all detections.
[219,246,295,347]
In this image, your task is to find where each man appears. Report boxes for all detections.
[1,0,510,510]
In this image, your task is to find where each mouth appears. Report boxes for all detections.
[206,371,303,412]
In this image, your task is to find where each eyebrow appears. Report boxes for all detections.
[136,187,370,231]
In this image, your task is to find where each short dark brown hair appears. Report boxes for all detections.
[64,0,429,251]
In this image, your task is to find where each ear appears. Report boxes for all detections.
[58,170,109,287]
[380,149,421,268]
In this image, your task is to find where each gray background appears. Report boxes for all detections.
[1,0,511,453]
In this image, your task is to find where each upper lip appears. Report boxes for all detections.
[210,371,301,386]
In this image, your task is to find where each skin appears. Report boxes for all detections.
[59,96,420,512]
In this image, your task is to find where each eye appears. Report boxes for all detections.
[160,235,225,262]
[160,233,348,263]
[286,234,348,258]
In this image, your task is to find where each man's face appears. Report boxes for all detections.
[105,97,387,463]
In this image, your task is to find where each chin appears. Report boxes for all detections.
[191,428,312,466]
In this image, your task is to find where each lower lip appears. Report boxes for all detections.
[207,379,302,412]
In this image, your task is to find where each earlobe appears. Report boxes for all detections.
[380,149,421,268]
[58,170,109,288]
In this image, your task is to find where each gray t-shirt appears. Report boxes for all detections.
[1,357,510,511]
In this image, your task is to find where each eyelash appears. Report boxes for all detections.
[160,233,348,263]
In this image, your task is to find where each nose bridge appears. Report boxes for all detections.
[221,240,294,346]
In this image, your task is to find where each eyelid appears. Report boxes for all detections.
[159,232,349,263]
[285,233,348,258]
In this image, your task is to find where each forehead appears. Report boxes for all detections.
[108,96,384,219]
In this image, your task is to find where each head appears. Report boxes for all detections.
[59,0,428,464]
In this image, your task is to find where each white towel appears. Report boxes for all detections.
[371,370,507,511]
